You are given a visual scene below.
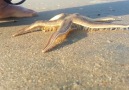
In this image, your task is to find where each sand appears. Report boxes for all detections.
[0,0,129,90]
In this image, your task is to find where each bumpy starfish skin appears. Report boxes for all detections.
[13,13,129,52]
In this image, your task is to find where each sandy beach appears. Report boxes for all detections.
[0,0,129,90]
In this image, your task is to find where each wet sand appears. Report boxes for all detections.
[0,0,129,90]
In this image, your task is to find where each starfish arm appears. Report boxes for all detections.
[42,18,73,53]
[72,14,129,29]
[13,20,63,37]
[12,25,41,37]
[94,17,116,23]
[79,16,116,23]
[49,13,69,21]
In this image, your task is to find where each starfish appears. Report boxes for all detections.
[13,13,129,53]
